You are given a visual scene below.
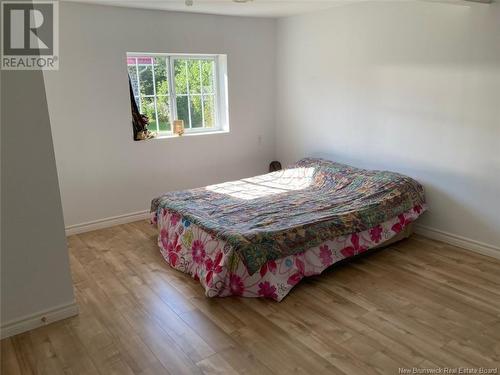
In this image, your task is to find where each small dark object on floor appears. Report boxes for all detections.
[269,161,282,172]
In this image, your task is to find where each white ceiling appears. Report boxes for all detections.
[62,0,364,18]
[62,0,491,18]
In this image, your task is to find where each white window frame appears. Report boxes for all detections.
[127,52,229,136]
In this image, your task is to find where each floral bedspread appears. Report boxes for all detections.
[151,158,426,275]
[151,204,425,301]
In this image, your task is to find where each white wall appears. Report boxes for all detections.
[46,1,500,252]
[1,68,77,337]
[44,2,276,228]
[276,1,500,249]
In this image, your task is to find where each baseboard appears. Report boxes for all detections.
[414,224,500,260]
[0,301,79,339]
[65,210,150,236]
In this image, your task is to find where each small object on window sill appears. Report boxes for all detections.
[174,120,185,136]
[136,129,156,140]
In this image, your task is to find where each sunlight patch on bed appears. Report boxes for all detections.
[206,167,315,200]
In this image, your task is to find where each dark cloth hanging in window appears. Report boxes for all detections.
[129,75,150,141]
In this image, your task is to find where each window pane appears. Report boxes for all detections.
[187,60,201,94]
[190,95,203,128]
[127,64,139,97]
[138,62,154,96]
[156,95,170,132]
[176,95,190,127]
[154,57,169,96]
[127,53,222,136]
[201,60,215,94]
[140,96,156,129]
[174,59,188,95]
[203,95,215,128]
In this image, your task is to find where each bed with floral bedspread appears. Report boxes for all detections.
[151,158,426,301]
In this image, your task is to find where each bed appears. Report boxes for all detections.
[151,158,426,301]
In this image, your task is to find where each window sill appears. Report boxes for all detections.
[149,129,230,141]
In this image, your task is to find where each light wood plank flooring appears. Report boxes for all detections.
[2,220,500,374]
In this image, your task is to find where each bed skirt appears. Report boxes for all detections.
[151,204,425,301]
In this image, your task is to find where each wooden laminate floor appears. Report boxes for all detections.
[2,221,500,374]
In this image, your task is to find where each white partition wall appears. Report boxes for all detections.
[1,68,77,338]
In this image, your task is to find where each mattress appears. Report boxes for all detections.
[151,205,423,301]
[151,158,427,301]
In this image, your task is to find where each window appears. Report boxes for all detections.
[127,53,228,136]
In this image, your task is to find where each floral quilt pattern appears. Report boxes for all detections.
[151,158,426,275]
[152,204,425,301]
